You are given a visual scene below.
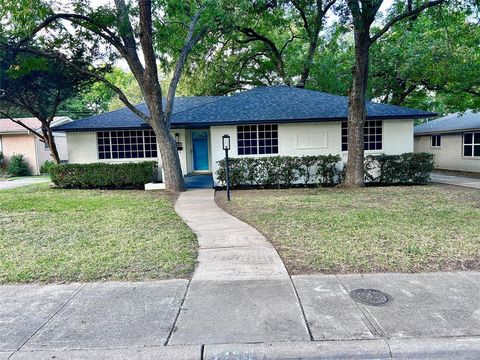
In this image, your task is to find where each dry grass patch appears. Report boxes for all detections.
[216,185,480,274]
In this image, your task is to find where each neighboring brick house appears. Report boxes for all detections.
[0,117,71,175]
[414,110,480,173]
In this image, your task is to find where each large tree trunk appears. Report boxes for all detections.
[41,126,61,164]
[148,106,185,192]
[343,30,371,188]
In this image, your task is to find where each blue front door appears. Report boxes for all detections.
[192,131,209,171]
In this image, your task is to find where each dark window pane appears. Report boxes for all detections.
[475,145,480,157]
[464,133,473,144]
[474,133,480,144]
[464,145,473,156]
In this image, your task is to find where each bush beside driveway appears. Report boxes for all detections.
[0,184,197,283]
[216,185,480,274]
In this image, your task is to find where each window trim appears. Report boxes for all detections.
[96,130,158,160]
[463,131,480,158]
[341,120,383,152]
[237,124,279,156]
[431,134,442,148]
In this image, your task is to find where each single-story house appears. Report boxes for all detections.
[414,110,480,173]
[0,117,71,174]
[53,86,434,184]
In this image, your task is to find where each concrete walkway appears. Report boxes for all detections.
[430,173,480,189]
[0,177,50,190]
[169,189,310,345]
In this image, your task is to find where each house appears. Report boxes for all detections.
[414,110,480,173]
[0,117,71,174]
[53,86,434,184]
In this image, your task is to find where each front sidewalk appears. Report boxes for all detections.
[1,273,479,359]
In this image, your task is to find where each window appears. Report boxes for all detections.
[463,132,480,157]
[431,134,441,147]
[237,124,278,155]
[342,120,382,151]
[97,130,158,160]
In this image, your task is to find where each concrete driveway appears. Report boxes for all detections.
[430,173,480,189]
[0,177,50,190]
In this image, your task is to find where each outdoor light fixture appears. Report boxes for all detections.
[175,133,183,151]
[222,134,231,201]
[222,134,231,151]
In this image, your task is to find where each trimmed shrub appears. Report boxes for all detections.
[7,154,30,176]
[364,152,434,184]
[40,160,55,174]
[50,161,158,189]
[216,155,342,188]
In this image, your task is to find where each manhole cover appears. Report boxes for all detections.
[350,288,392,306]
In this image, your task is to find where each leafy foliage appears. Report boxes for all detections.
[216,155,342,188]
[39,160,55,174]
[6,154,30,176]
[50,162,158,189]
[364,153,435,184]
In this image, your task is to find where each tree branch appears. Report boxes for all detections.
[371,0,446,43]
[16,47,150,123]
[0,111,44,138]
[165,4,208,126]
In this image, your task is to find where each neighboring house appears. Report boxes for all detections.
[0,117,71,174]
[53,86,433,184]
[414,110,480,173]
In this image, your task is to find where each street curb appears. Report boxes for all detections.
[204,337,480,359]
[6,337,480,360]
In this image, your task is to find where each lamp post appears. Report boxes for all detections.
[222,134,231,201]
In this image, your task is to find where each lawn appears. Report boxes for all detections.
[216,185,480,274]
[0,184,197,283]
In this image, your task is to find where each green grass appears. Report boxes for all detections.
[216,185,480,274]
[0,184,197,283]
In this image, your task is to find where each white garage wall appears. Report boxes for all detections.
[414,133,480,173]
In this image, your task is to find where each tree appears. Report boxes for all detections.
[370,8,480,113]
[12,0,225,192]
[343,0,446,188]
[0,46,93,163]
[63,67,143,118]
[179,0,339,94]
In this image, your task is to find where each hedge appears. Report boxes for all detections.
[364,152,434,184]
[216,152,435,188]
[216,155,342,188]
[50,161,158,189]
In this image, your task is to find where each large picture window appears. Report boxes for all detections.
[342,120,383,151]
[463,132,480,157]
[97,130,158,160]
[237,124,278,155]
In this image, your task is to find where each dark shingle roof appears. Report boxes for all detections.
[414,110,480,135]
[55,86,434,132]
[54,96,220,131]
